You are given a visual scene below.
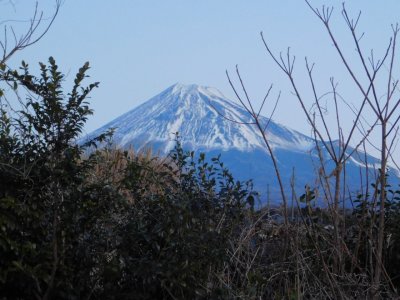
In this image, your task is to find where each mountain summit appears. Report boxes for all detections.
[84,83,398,205]
[88,83,313,154]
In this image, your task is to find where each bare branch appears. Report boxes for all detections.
[226,69,253,116]
[256,83,273,118]
[235,65,257,116]
[207,99,256,126]
[262,91,281,133]
[307,1,390,119]
[306,58,337,161]
[385,24,400,118]
[341,4,394,117]
[386,114,400,138]
[386,126,399,157]
[0,0,61,65]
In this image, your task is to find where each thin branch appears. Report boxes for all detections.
[384,24,399,119]
[207,99,256,125]
[306,58,337,161]
[331,78,342,156]
[262,91,281,133]
[226,70,252,116]
[256,83,273,118]
[386,126,398,157]
[236,65,257,116]
[1,0,61,64]
[386,114,400,138]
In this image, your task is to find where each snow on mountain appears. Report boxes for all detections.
[83,83,399,205]
[86,83,314,154]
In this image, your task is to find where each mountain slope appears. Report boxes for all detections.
[87,83,313,154]
[84,83,399,205]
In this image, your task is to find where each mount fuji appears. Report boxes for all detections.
[83,83,398,205]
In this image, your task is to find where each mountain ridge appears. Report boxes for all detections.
[86,83,314,154]
[83,83,399,205]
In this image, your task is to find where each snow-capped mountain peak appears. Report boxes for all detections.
[86,83,314,154]
[170,83,227,99]
[83,83,399,204]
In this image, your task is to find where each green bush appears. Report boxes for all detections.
[108,143,253,299]
[0,58,113,298]
[0,58,255,299]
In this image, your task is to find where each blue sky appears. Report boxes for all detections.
[2,0,400,163]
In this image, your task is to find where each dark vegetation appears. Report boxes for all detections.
[1,1,400,299]
[0,58,254,299]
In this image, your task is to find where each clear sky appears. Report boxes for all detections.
[2,0,400,164]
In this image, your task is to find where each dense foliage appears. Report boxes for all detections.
[0,59,254,299]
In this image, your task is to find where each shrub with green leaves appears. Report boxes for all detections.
[0,58,255,299]
[0,57,113,299]
[95,141,255,299]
